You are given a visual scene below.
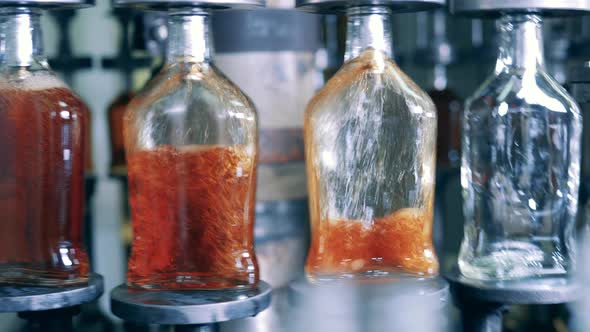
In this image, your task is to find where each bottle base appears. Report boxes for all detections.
[0,267,89,287]
[127,274,258,290]
[306,268,438,284]
[458,240,567,280]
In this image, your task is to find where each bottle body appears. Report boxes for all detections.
[305,49,438,280]
[0,9,89,286]
[0,71,90,286]
[125,12,259,289]
[459,15,582,280]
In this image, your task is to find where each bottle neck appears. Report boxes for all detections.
[344,6,393,62]
[0,8,45,67]
[496,14,544,73]
[166,9,213,64]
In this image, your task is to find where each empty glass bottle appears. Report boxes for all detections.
[0,7,90,286]
[305,6,438,281]
[459,14,582,280]
[124,8,259,290]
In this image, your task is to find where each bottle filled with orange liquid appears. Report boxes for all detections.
[0,7,90,286]
[124,8,259,290]
[304,5,439,281]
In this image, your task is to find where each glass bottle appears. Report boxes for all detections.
[305,6,438,281]
[459,14,582,280]
[124,8,259,290]
[0,7,90,286]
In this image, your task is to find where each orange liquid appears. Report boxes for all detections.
[306,208,438,279]
[126,145,259,290]
[0,87,90,286]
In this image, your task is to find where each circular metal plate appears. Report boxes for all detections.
[114,0,263,10]
[0,0,94,8]
[0,274,104,312]
[450,0,590,17]
[296,0,444,14]
[444,269,582,304]
[289,277,449,307]
[287,277,449,330]
[110,281,272,325]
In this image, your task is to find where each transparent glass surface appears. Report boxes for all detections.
[459,14,582,280]
[124,11,259,290]
[305,7,438,281]
[0,9,90,286]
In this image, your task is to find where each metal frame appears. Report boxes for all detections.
[295,0,444,14]
[569,60,590,83]
[0,273,104,312]
[451,0,590,17]
[110,281,272,326]
[113,0,264,10]
[0,0,93,9]
[445,269,581,332]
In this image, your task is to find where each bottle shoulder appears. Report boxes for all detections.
[0,67,66,90]
[306,50,435,119]
[0,67,88,116]
[466,69,581,117]
[127,62,257,118]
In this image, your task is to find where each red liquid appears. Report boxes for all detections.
[0,86,90,286]
[126,145,259,289]
[306,208,438,278]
